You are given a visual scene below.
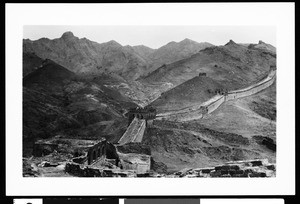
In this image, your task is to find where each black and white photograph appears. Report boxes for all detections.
[5,3,295,196]
[22,25,277,178]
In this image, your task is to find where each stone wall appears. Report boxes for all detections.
[65,162,146,177]
[226,70,276,101]
[118,118,146,145]
[174,159,276,178]
[156,70,276,122]
[206,95,225,114]
[87,140,107,165]
[132,120,146,143]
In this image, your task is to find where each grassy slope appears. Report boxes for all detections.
[151,75,225,112]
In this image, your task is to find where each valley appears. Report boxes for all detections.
[23,32,276,177]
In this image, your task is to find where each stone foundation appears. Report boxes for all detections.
[175,159,276,178]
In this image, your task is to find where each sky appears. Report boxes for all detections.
[23,25,276,49]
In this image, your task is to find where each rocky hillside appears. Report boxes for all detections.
[151,75,225,112]
[248,40,276,54]
[23,52,44,77]
[133,39,213,76]
[143,40,276,90]
[23,58,138,157]
[142,112,276,173]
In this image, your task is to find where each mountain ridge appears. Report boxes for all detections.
[23,32,215,79]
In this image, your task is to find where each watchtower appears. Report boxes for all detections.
[127,106,157,127]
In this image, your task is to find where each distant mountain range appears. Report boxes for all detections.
[23,32,213,79]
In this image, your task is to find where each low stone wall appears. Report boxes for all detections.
[206,95,225,114]
[118,152,151,174]
[72,153,88,164]
[175,159,276,178]
[226,71,276,101]
[65,162,142,177]
[65,162,102,177]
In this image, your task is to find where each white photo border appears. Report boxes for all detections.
[5,3,295,196]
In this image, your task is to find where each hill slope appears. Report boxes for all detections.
[138,39,213,75]
[23,52,44,77]
[151,75,225,112]
[143,40,276,90]
[23,58,138,157]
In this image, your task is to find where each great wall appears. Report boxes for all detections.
[116,67,276,146]
[117,117,147,145]
[30,67,276,177]
[156,69,276,122]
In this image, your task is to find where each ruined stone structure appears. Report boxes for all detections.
[118,152,151,175]
[33,136,119,166]
[174,159,276,178]
[33,136,104,157]
[86,139,107,165]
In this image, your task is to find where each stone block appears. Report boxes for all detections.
[235,170,244,175]
[221,174,231,177]
[249,172,267,177]
[244,168,254,174]
[210,170,222,177]
[266,164,276,170]
[229,170,236,176]
[202,168,213,174]
[215,165,230,171]
[251,160,263,166]
[221,170,229,175]
[233,173,248,178]
[229,165,240,170]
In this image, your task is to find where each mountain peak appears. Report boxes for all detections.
[61,31,75,39]
[225,39,237,45]
[105,40,122,47]
[224,39,241,47]
[182,38,192,42]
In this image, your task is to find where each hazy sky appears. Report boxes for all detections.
[24,25,276,49]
